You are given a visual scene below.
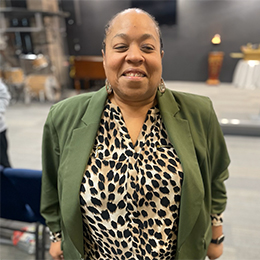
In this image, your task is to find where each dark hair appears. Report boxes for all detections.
[102,8,163,52]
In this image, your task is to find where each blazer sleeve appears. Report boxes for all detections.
[40,107,62,233]
[207,102,230,214]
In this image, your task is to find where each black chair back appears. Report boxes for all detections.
[0,168,45,225]
[0,167,46,259]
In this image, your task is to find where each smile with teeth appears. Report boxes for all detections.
[124,73,145,77]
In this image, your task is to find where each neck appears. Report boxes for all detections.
[109,93,157,145]
[110,93,157,118]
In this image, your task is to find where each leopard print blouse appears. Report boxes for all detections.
[80,100,183,260]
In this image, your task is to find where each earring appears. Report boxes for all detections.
[105,79,112,94]
[158,78,166,93]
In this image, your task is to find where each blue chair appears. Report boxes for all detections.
[0,167,47,259]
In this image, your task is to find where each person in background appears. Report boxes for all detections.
[41,8,230,260]
[0,77,11,168]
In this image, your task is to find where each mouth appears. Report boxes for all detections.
[122,70,146,78]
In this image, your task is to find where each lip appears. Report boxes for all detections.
[121,68,147,77]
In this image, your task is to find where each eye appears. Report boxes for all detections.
[114,44,128,52]
[141,45,155,53]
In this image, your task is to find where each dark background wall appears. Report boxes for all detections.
[61,0,260,82]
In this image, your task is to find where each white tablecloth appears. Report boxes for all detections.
[232,60,260,89]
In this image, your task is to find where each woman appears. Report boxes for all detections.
[41,8,230,260]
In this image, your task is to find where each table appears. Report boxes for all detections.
[232,59,260,89]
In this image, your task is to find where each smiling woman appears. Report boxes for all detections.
[102,9,164,108]
[41,8,230,260]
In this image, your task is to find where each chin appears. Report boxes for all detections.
[121,88,156,102]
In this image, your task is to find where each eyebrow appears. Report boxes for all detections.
[112,33,157,42]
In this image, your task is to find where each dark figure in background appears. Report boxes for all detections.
[41,8,230,260]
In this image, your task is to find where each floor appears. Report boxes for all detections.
[1,81,260,259]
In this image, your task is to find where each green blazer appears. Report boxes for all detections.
[41,87,230,260]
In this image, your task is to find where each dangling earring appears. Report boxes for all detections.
[158,78,166,93]
[105,79,112,94]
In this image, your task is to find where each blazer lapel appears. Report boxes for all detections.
[61,88,108,256]
[157,89,204,249]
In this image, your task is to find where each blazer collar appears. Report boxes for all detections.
[157,89,204,249]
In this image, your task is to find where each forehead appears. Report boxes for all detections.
[107,11,160,41]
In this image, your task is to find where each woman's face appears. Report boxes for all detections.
[102,10,164,103]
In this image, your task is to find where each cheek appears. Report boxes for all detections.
[150,65,162,83]
[104,54,122,72]
[103,55,123,85]
[149,56,163,71]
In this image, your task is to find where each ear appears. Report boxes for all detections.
[161,50,164,59]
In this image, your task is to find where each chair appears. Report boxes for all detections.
[2,67,25,103]
[0,167,47,259]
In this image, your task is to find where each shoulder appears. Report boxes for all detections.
[171,90,212,112]
[48,90,101,123]
[51,92,95,114]
[44,92,96,132]
[164,90,214,124]
[45,87,108,131]
[166,90,220,135]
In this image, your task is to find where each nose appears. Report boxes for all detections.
[125,45,144,64]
